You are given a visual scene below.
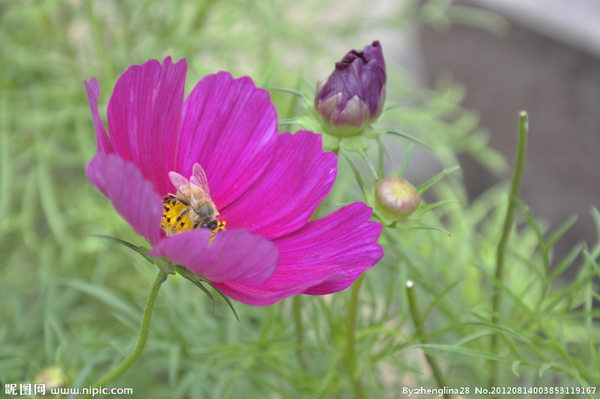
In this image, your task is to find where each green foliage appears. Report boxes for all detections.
[1,1,599,398]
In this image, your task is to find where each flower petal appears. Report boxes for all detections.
[221,131,337,239]
[177,72,278,208]
[149,228,279,285]
[214,202,383,306]
[87,153,163,245]
[84,78,112,154]
[107,57,187,196]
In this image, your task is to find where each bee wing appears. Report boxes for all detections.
[190,163,212,198]
[168,171,190,190]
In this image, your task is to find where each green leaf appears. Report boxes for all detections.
[422,322,531,344]
[377,134,385,180]
[341,151,369,201]
[512,360,521,377]
[204,280,240,322]
[547,243,583,282]
[547,215,578,249]
[385,129,431,149]
[539,362,552,377]
[65,279,140,323]
[398,143,414,178]
[278,116,323,132]
[270,87,310,101]
[472,264,537,319]
[383,102,408,111]
[417,200,460,216]
[359,150,378,180]
[515,198,551,277]
[413,224,450,236]
[174,265,239,321]
[407,343,513,363]
[91,235,152,263]
[417,165,460,195]
[91,234,176,276]
[421,279,462,323]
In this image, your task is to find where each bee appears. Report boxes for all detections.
[161,163,225,237]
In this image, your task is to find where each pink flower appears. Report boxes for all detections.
[85,57,383,306]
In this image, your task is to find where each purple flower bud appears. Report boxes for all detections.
[375,177,420,218]
[315,41,386,136]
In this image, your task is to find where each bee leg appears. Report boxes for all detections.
[175,208,189,223]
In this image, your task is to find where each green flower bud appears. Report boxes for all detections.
[375,177,420,218]
[33,366,68,390]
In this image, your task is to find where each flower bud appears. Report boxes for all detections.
[315,40,386,137]
[375,177,420,218]
[34,366,68,390]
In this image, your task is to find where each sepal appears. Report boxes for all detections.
[174,265,239,321]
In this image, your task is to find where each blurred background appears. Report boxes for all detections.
[1,0,599,397]
[418,0,600,266]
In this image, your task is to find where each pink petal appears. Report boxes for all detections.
[84,78,112,154]
[149,228,279,285]
[107,57,187,196]
[177,72,278,209]
[214,202,383,306]
[221,131,337,239]
[87,153,163,245]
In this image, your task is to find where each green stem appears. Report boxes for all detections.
[406,281,449,399]
[490,111,528,387]
[81,271,165,399]
[347,273,366,399]
[292,295,308,370]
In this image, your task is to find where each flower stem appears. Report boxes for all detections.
[347,273,365,399]
[81,271,165,399]
[490,111,528,387]
[292,295,308,370]
[406,280,449,399]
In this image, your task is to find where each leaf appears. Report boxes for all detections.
[422,322,531,344]
[91,234,176,276]
[174,265,239,321]
[417,165,460,195]
[417,200,460,216]
[270,87,310,101]
[91,234,152,263]
[65,279,140,323]
[359,149,378,180]
[341,151,369,201]
[546,215,578,249]
[398,143,414,178]
[421,280,462,323]
[385,129,431,148]
[512,360,521,377]
[539,362,552,377]
[413,224,450,236]
[377,134,385,179]
[383,102,408,111]
[278,116,323,132]
[204,280,240,322]
[407,343,513,363]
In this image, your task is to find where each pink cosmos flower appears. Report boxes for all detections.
[85,57,383,306]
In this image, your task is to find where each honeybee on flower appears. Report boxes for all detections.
[161,163,225,237]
